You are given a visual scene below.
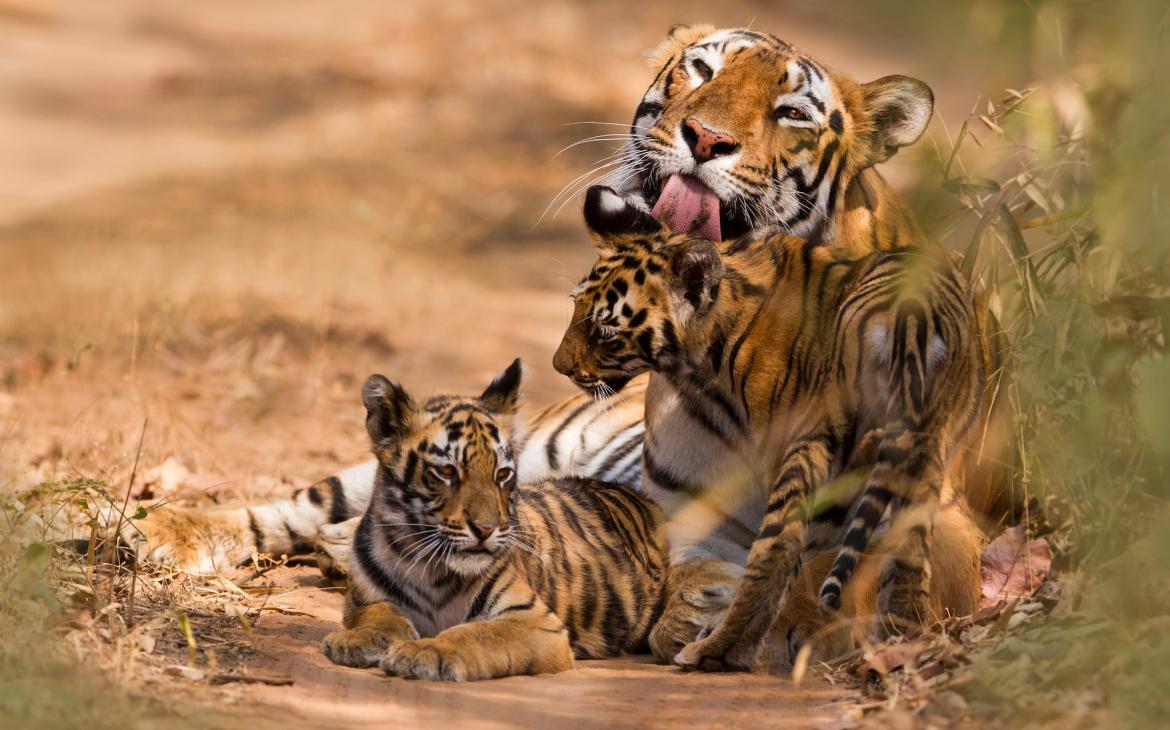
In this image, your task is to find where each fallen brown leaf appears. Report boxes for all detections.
[980,525,1052,609]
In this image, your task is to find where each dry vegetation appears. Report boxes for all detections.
[1,0,1167,728]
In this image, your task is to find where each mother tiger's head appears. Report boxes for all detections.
[361,360,523,576]
[553,186,726,395]
[605,25,932,244]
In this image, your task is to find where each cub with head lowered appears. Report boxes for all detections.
[554,186,989,671]
[321,360,667,681]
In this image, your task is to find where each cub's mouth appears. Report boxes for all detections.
[645,173,753,242]
[574,374,633,399]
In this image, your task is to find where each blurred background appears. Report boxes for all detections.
[1,0,1167,727]
[0,0,1042,489]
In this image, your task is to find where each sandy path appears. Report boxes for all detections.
[231,568,842,730]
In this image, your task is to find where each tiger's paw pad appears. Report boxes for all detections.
[380,640,471,682]
[321,628,392,668]
[674,633,754,673]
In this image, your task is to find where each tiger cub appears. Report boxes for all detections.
[321,359,667,681]
[553,186,987,671]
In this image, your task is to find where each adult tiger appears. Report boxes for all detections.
[120,25,956,576]
[552,186,995,671]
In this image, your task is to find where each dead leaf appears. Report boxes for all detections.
[857,639,931,677]
[164,664,205,681]
[980,526,1052,609]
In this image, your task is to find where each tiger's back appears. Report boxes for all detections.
[514,478,667,657]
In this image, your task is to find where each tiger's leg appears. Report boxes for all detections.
[322,594,419,668]
[674,432,837,672]
[818,428,945,634]
[380,573,572,681]
[763,496,982,671]
[647,559,741,663]
[126,461,376,573]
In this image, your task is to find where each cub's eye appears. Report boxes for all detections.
[495,467,514,484]
[430,464,457,480]
[774,105,811,123]
[690,58,714,83]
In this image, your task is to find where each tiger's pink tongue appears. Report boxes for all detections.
[651,174,722,241]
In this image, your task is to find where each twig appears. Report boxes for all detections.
[121,419,148,626]
[208,672,295,686]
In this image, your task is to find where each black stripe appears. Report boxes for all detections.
[643,447,701,494]
[466,560,509,621]
[545,400,595,470]
[352,524,425,614]
[326,476,348,523]
[247,509,265,553]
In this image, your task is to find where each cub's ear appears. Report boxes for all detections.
[860,75,934,164]
[669,238,723,311]
[583,185,662,241]
[480,358,524,416]
[362,374,415,449]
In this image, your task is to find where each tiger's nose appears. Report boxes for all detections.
[682,118,739,164]
[469,521,496,542]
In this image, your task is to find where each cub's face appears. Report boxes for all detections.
[362,360,523,576]
[607,25,933,241]
[553,186,722,397]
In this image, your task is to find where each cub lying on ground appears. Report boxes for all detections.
[320,360,668,681]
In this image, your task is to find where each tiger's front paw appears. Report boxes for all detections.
[321,628,395,668]
[380,639,476,682]
[674,626,757,673]
[648,599,727,663]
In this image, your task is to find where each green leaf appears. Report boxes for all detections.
[21,542,49,573]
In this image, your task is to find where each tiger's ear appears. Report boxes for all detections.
[583,185,664,243]
[362,374,416,449]
[648,24,717,68]
[480,358,524,417]
[668,238,723,313]
[860,75,934,165]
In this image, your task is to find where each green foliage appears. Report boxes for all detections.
[888,0,1170,724]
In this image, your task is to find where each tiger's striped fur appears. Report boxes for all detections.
[553,187,995,671]
[609,24,931,249]
[124,26,961,577]
[321,360,667,681]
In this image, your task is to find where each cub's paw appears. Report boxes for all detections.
[674,627,756,673]
[648,603,726,663]
[380,639,473,682]
[321,628,394,668]
[648,582,735,663]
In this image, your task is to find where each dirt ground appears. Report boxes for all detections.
[222,565,840,729]
[0,1,993,727]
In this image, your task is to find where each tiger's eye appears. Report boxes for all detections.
[432,464,457,479]
[775,105,811,122]
[495,467,514,484]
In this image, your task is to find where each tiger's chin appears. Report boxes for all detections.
[445,549,500,577]
[578,375,635,400]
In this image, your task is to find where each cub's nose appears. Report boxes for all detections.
[469,521,496,542]
[682,118,739,164]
